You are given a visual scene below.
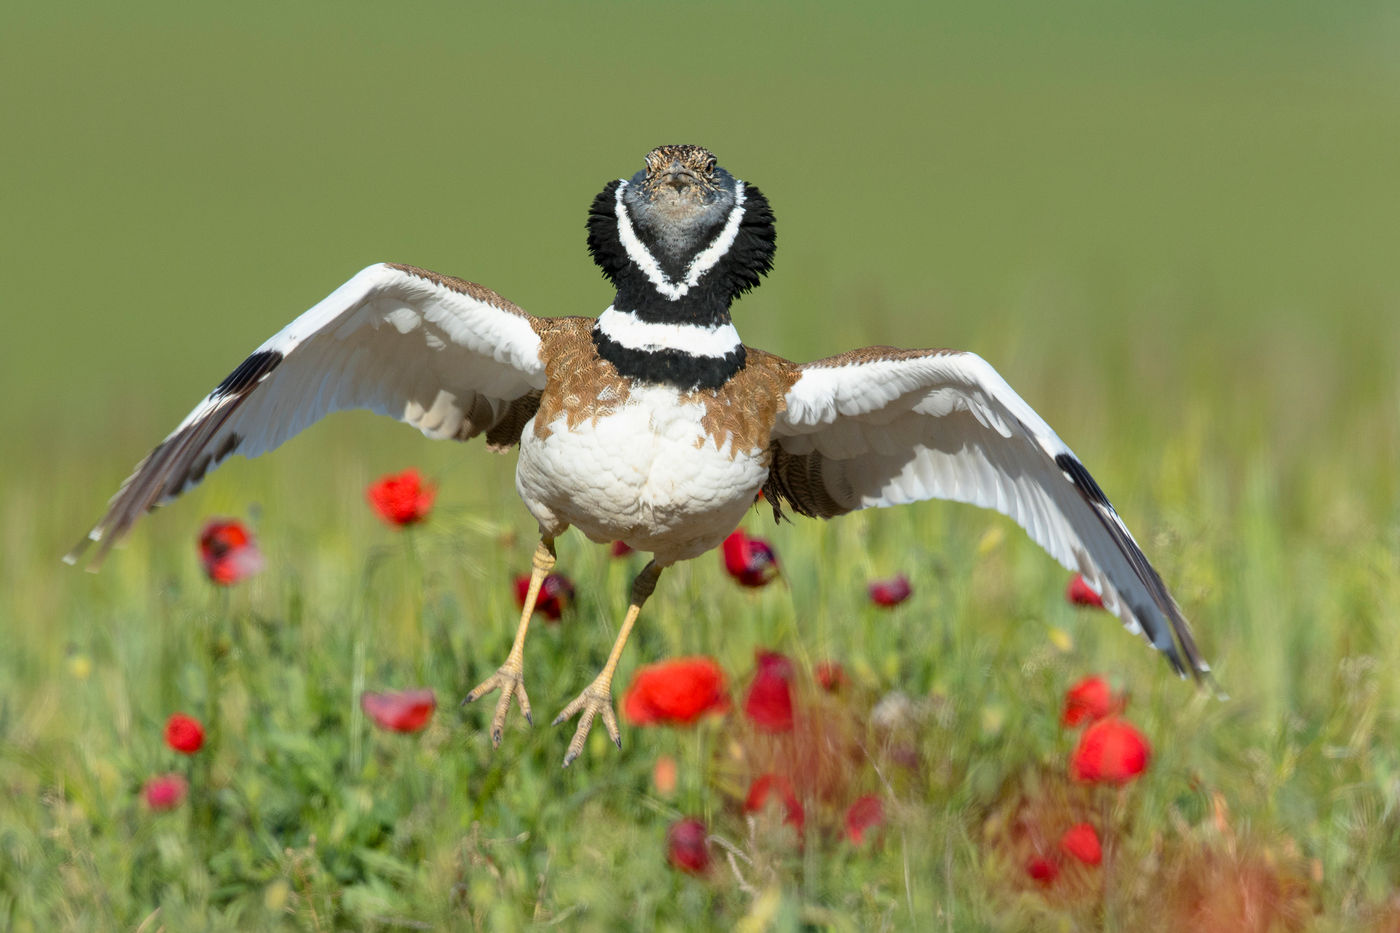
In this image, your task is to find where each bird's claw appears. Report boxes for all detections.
[552,681,621,767]
[463,664,532,747]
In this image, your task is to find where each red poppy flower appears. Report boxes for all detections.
[1059,822,1103,865]
[867,574,912,607]
[1066,573,1105,609]
[667,818,711,874]
[1061,675,1118,727]
[197,518,263,585]
[1027,855,1059,885]
[721,530,779,587]
[845,794,884,845]
[814,660,848,693]
[744,773,805,833]
[622,657,730,726]
[164,713,205,754]
[513,572,574,621]
[143,773,188,811]
[744,650,794,733]
[610,540,634,558]
[366,468,436,526]
[360,688,436,733]
[1070,717,1151,784]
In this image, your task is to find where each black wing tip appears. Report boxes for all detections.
[1179,656,1227,700]
[1056,454,1221,696]
[1055,453,1111,508]
[62,536,92,568]
[213,349,284,398]
[1173,657,1228,700]
[69,301,283,576]
[62,528,113,572]
[1152,603,1225,698]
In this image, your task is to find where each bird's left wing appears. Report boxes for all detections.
[67,262,547,568]
[766,346,1209,680]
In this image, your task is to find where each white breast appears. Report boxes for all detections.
[515,384,768,564]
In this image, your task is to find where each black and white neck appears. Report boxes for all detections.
[593,304,746,392]
[586,144,776,391]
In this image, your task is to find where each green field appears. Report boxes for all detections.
[4,2,1399,929]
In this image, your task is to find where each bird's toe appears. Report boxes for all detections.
[463,664,532,746]
[553,681,620,767]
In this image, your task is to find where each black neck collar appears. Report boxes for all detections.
[591,326,746,391]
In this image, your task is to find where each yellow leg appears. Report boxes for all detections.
[553,561,663,767]
[463,537,556,746]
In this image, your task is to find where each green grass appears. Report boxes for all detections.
[4,1,1400,928]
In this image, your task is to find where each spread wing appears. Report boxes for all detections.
[765,346,1209,681]
[67,262,547,568]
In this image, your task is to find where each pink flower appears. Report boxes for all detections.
[1059,823,1102,865]
[744,773,805,833]
[1070,717,1151,784]
[743,650,794,733]
[622,657,730,726]
[867,574,912,607]
[1061,675,1119,727]
[198,518,263,585]
[721,530,779,588]
[143,773,188,811]
[366,469,436,526]
[845,795,884,845]
[1066,573,1105,609]
[667,818,711,874]
[513,572,574,622]
[164,713,204,754]
[360,688,436,733]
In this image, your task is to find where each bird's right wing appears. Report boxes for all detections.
[68,262,547,567]
[767,346,1210,682]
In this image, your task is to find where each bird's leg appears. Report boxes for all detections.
[463,537,555,746]
[553,560,663,767]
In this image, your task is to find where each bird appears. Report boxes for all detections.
[67,144,1211,765]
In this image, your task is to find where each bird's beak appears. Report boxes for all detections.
[659,161,699,190]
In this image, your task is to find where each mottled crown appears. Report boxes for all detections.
[644,145,717,177]
[641,145,721,195]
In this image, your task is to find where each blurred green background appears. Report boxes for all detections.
[2,0,1398,720]
[5,0,1400,701]
[5,0,1398,421]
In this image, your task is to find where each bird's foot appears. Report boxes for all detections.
[463,662,532,747]
[552,677,621,767]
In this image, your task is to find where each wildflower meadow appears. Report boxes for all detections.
[4,2,1400,930]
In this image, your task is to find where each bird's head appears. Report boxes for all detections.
[627,145,730,248]
[588,145,775,312]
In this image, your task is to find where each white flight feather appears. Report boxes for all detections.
[69,262,546,563]
[772,349,1203,670]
